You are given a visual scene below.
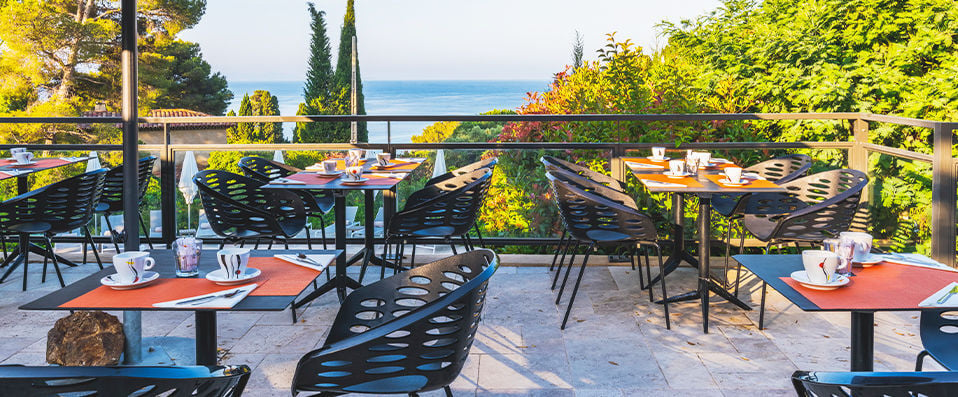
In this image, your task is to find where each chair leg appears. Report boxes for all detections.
[305,226,313,250]
[449,240,458,255]
[103,215,121,253]
[556,243,580,304]
[758,281,768,330]
[553,241,578,291]
[283,238,289,250]
[84,227,104,269]
[723,216,733,289]
[138,212,154,250]
[410,243,417,268]
[21,235,29,291]
[561,243,594,330]
[915,350,930,371]
[319,216,329,250]
[656,244,670,330]
[41,255,48,284]
[550,230,568,271]
[444,385,453,397]
[45,235,65,288]
[380,239,390,280]
[474,224,486,248]
[734,220,747,297]
[396,239,406,275]
[633,246,645,289]
[0,233,7,261]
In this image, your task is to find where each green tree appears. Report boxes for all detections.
[138,39,232,115]
[227,91,283,144]
[333,0,366,141]
[303,3,334,104]
[294,2,347,143]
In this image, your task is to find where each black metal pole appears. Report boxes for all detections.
[160,124,175,248]
[120,0,142,365]
[850,311,875,371]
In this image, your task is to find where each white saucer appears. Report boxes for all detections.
[9,161,36,166]
[646,156,670,162]
[101,271,160,290]
[698,162,720,169]
[315,171,342,176]
[854,253,883,267]
[663,171,690,179]
[790,270,850,290]
[341,178,369,185]
[206,267,261,285]
[718,178,750,186]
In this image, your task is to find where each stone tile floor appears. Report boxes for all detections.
[0,255,939,396]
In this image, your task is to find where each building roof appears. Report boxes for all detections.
[80,109,235,130]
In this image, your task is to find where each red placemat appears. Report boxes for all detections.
[779,263,958,310]
[0,158,70,170]
[286,172,341,184]
[60,257,321,309]
[703,174,781,189]
[637,173,704,188]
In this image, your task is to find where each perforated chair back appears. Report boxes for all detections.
[0,168,107,235]
[745,154,812,183]
[193,170,306,240]
[547,168,638,210]
[425,157,498,186]
[546,171,657,244]
[237,156,333,214]
[791,370,958,397]
[0,364,250,396]
[918,309,958,370]
[540,155,625,191]
[745,169,868,242]
[97,156,157,214]
[390,168,492,238]
[292,249,498,395]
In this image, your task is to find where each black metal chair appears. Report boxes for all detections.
[238,156,332,249]
[85,156,157,264]
[0,364,250,396]
[193,170,308,249]
[546,171,669,330]
[0,168,107,291]
[366,168,493,282]
[713,154,812,289]
[739,169,869,329]
[411,157,498,248]
[915,309,958,370]
[792,370,958,396]
[546,169,653,295]
[540,155,629,276]
[292,249,497,397]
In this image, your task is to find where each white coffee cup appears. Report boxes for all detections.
[802,250,840,284]
[216,248,250,280]
[13,152,33,164]
[377,152,391,167]
[322,160,337,173]
[345,166,364,181]
[651,147,666,160]
[112,251,155,284]
[668,160,685,175]
[725,167,743,184]
[694,151,712,165]
[9,148,26,155]
[839,232,873,263]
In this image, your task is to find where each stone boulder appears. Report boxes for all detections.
[47,311,124,366]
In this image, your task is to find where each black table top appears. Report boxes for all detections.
[262,158,424,191]
[734,254,950,312]
[20,249,342,312]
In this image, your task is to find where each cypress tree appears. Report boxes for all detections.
[334,0,367,142]
[295,2,346,143]
[227,91,284,143]
[226,94,255,144]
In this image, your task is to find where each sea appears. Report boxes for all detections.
[227,80,548,143]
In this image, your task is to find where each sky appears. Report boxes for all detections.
[179,0,724,82]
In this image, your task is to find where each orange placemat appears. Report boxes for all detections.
[60,257,321,309]
[703,174,781,189]
[779,263,958,310]
[621,157,671,166]
[369,160,420,172]
[0,158,70,170]
[637,173,704,188]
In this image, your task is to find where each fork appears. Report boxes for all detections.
[937,285,958,305]
[176,288,246,306]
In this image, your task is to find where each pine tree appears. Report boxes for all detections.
[227,91,284,143]
[294,2,348,143]
[333,0,367,142]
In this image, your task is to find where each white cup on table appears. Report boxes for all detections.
[724,167,743,184]
[651,147,666,160]
[216,248,250,281]
[377,152,391,167]
[802,250,840,284]
[13,151,34,164]
[839,232,873,263]
[112,251,155,284]
[345,166,364,181]
[322,160,337,173]
[668,160,685,175]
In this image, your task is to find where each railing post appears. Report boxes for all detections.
[848,119,871,232]
[160,123,176,248]
[931,122,957,267]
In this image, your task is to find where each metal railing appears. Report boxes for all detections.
[1,112,954,265]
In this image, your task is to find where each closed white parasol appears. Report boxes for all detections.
[178,151,199,231]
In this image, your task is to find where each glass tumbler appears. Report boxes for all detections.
[835,237,856,277]
[174,236,202,277]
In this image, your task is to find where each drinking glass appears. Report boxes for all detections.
[174,235,202,277]
[835,237,856,277]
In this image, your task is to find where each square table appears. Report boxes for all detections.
[621,156,787,333]
[262,157,424,306]
[733,253,958,371]
[21,249,342,365]
[0,156,93,284]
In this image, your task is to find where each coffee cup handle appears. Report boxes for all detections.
[143,257,155,270]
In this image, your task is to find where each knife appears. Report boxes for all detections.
[176,288,247,306]
[937,285,958,305]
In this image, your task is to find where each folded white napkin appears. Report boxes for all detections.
[874,253,956,272]
[712,158,732,164]
[641,179,686,188]
[272,177,306,185]
[274,254,336,273]
[397,157,425,163]
[153,284,258,309]
[920,282,958,307]
[742,172,766,180]
[626,161,665,169]
[368,173,406,179]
